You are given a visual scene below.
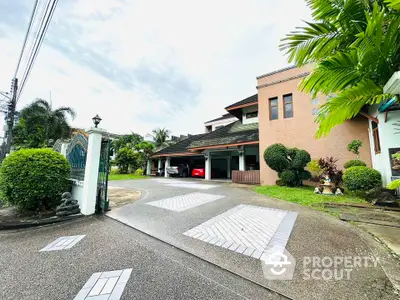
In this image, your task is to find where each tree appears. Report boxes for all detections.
[114,147,138,174]
[135,141,155,170]
[347,139,363,158]
[150,128,171,148]
[13,98,76,148]
[112,133,143,153]
[281,0,400,137]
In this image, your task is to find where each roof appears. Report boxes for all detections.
[152,133,206,156]
[256,65,296,80]
[204,113,236,124]
[188,121,258,150]
[225,94,258,111]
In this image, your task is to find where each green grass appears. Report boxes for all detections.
[253,185,366,207]
[108,174,148,181]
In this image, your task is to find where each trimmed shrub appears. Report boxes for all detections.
[264,143,311,187]
[387,179,400,190]
[0,149,70,211]
[343,166,382,192]
[344,159,366,169]
[280,170,298,187]
[134,168,144,176]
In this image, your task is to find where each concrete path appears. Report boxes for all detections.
[108,178,399,300]
[0,217,283,300]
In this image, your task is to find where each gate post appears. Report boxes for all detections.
[81,127,105,215]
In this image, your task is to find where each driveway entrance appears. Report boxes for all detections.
[107,178,397,300]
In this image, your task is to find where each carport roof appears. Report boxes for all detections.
[151,121,259,158]
[152,133,206,157]
[187,121,258,150]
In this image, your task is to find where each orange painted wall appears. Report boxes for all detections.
[257,67,372,185]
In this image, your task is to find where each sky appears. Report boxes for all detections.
[0,0,311,138]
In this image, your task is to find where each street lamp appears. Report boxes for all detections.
[92,114,102,128]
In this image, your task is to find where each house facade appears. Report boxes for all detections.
[149,66,399,186]
[257,65,372,185]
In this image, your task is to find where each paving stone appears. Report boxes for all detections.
[74,268,132,300]
[40,235,85,251]
[183,205,297,261]
[146,192,225,212]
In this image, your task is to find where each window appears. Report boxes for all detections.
[283,94,293,118]
[246,111,258,119]
[371,121,381,154]
[311,97,319,105]
[269,97,278,120]
[312,108,319,115]
[215,125,224,130]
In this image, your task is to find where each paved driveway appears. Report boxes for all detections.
[108,178,398,300]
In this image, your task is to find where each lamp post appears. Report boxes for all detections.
[92,114,102,128]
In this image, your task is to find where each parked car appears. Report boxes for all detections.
[191,166,205,178]
[166,164,190,177]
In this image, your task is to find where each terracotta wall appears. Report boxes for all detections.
[257,67,372,185]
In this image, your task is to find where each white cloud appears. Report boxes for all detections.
[0,0,311,138]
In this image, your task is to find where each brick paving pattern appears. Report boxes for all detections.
[73,268,132,300]
[146,192,225,212]
[39,235,86,252]
[183,205,297,261]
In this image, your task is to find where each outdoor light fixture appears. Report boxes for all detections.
[92,114,102,128]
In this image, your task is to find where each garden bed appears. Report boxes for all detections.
[0,206,83,230]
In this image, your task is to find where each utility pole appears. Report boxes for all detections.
[0,78,18,161]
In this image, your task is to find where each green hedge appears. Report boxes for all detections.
[343,166,381,192]
[343,159,366,169]
[0,149,71,211]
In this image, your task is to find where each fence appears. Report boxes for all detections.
[232,170,260,184]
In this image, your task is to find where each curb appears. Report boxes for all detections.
[0,213,85,230]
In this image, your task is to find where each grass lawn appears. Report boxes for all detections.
[254,185,366,208]
[108,174,148,181]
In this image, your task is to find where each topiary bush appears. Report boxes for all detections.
[344,159,366,169]
[0,149,71,211]
[343,166,382,193]
[264,143,311,187]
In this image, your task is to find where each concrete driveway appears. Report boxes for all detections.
[108,178,399,300]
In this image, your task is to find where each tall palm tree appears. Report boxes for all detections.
[280,0,400,137]
[151,128,171,148]
[14,98,76,148]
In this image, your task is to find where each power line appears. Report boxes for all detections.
[17,0,59,102]
[13,0,41,79]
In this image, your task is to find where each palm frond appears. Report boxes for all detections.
[385,0,400,10]
[315,79,395,137]
[299,51,362,94]
[53,106,76,119]
[280,21,342,65]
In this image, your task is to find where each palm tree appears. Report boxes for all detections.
[280,0,400,137]
[150,128,171,148]
[14,98,76,148]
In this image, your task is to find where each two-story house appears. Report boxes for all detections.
[150,65,399,186]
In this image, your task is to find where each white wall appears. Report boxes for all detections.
[242,106,258,125]
[368,107,400,185]
[204,117,237,132]
[70,180,85,208]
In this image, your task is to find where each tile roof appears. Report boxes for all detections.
[152,134,206,155]
[225,94,258,110]
[188,121,258,149]
[204,113,236,124]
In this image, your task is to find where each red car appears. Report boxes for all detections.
[191,166,205,178]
